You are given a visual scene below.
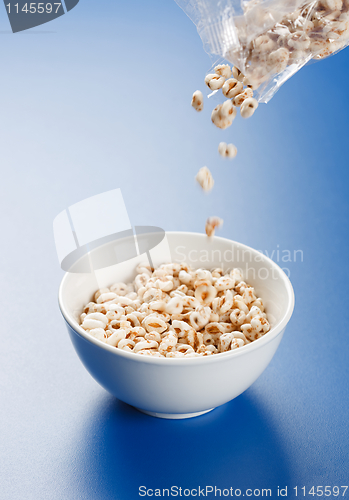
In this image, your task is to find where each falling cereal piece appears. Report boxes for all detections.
[232,67,245,82]
[214,64,232,79]
[205,216,223,237]
[222,78,243,99]
[196,167,214,192]
[218,142,237,159]
[211,100,237,129]
[191,90,204,112]
[240,97,258,118]
[232,88,253,107]
[204,73,225,90]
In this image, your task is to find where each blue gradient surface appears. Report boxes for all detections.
[0,1,348,499]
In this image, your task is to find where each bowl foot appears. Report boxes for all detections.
[134,407,215,419]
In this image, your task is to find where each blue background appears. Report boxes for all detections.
[0,0,348,498]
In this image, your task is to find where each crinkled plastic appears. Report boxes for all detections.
[175,0,349,102]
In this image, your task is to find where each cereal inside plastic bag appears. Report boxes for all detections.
[175,0,349,102]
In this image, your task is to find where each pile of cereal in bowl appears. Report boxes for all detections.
[80,262,270,358]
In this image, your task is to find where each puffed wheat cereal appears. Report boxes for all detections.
[214,64,232,79]
[232,88,254,107]
[191,90,204,112]
[205,216,223,237]
[240,98,259,119]
[218,142,237,159]
[80,263,271,358]
[222,78,243,98]
[204,73,225,90]
[195,166,214,192]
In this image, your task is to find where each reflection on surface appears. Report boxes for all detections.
[66,390,292,499]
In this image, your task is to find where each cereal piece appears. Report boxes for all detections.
[138,350,164,357]
[204,345,218,354]
[135,273,149,291]
[215,276,235,291]
[232,66,244,81]
[254,34,276,52]
[219,289,235,314]
[118,339,135,350]
[242,287,257,305]
[142,315,168,334]
[96,292,117,304]
[176,344,195,355]
[149,300,167,312]
[131,326,146,337]
[204,73,225,90]
[242,76,257,89]
[171,320,193,338]
[191,90,204,112]
[287,32,311,51]
[232,88,254,107]
[221,99,237,120]
[222,78,243,98]
[145,332,162,343]
[189,306,211,330]
[230,309,246,327]
[194,269,213,282]
[89,328,107,341]
[82,312,108,330]
[165,296,184,315]
[267,48,290,73]
[232,295,249,314]
[159,332,178,355]
[251,315,270,334]
[94,288,109,301]
[105,329,127,347]
[195,166,214,192]
[203,332,219,346]
[134,340,159,353]
[108,320,131,334]
[194,283,217,305]
[215,64,232,79]
[205,216,223,237]
[143,287,164,303]
[110,282,129,296]
[231,338,245,350]
[211,102,236,129]
[125,313,141,327]
[218,142,237,159]
[136,263,152,276]
[230,268,243,284]
[166,351,185,358]
[205,322,225,335]
[246,306,263,323]
[219,332,235,352]
[322,0,342,10]
[240,97,258,119]
[155,277,174,292]
[178,270,195,287]
[251,298,265,312]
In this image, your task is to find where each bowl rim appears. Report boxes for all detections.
[58,231,295,365]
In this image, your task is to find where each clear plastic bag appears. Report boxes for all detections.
[176,0,349,102]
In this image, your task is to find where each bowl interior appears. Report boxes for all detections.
[59,232,294,337]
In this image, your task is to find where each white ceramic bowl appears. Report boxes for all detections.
[59,232,294,419]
